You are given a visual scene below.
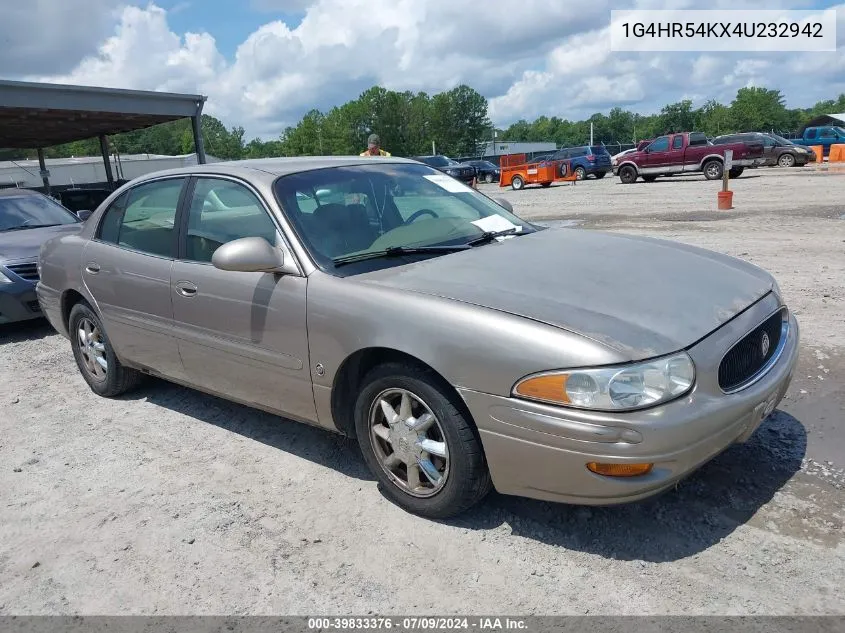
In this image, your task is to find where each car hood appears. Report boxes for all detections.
[353,228,775,360]
[0,223,82,262]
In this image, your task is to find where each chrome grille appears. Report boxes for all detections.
[719,309,786,392]
[6,262,39,281]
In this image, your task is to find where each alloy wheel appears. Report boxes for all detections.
[77,317,108,382]
[368,388,449,498]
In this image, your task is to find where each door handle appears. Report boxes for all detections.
[85,262,100,274]
[175,281,197,297]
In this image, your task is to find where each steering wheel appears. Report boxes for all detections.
[404,208,439,224]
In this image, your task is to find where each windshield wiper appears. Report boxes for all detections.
[333,245,469,267]
[466,228,520,247]
[1,223,61,232]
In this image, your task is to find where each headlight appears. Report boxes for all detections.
[445,169,456,175]
[0,270,12,284]
[513,352,695,411]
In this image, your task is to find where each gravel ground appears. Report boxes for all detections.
[1,166,843,615]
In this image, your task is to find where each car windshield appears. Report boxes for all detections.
[770,134,796,146]
[0,193,80,231]
[274,162,537,275]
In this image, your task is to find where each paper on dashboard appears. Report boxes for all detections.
[470,214,522,239]
[423,174,474,193]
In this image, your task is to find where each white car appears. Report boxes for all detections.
[611,148,638,166]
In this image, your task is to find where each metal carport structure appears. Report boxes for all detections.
[0,79,208,195]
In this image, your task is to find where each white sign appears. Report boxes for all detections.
[724,149,733,170]
[610,9,836,52]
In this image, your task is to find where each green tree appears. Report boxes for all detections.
[730,87,789,132]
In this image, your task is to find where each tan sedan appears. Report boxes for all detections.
[37,157,799,518]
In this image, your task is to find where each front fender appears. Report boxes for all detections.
[306,271,625,396]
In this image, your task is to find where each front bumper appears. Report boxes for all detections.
[458,293,799,505]
[0,280,43,324]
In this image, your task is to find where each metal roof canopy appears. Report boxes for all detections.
[0,79,207,148]
[800,113,845,133]
[0,79,208,195]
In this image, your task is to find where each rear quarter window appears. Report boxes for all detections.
[688,133,708,146]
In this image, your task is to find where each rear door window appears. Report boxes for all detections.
[116,178,184,257]
[672,136,684,150]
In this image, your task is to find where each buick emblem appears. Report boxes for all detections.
[761,332,771,357]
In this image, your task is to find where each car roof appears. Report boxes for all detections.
[126,155,422,186]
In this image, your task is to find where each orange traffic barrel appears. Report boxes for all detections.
[829,144,845,163]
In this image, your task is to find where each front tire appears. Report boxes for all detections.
[354,362,491,519]
[68,303,143,397]
[484,173,494,184]
[703,159,723,180]
[778,153,796,168]
[618,165,637,184]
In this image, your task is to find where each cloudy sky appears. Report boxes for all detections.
[1,1,843,140]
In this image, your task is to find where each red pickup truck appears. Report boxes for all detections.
[612,132,765,184]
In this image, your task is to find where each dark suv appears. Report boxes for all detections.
[412,155,476,185]
[531,145,612,180]
[710,132,812,168]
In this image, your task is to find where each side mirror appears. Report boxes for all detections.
[77,209,93,221]
[211,236,298,275]
[493,197,514,213]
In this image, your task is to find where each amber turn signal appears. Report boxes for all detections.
[586,462,654,477]
[513,374,570,404]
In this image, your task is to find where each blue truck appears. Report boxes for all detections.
[794,125,845,157]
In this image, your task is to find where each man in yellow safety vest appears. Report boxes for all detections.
[360,134,391,157]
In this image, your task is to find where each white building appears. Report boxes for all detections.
[477,141,557,157]
[0,152,220,189]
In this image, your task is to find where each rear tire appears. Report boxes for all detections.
[618,165,637,184]
[354,362,492,519]
[574,166,586,180]
[511,175,525,190]
[68,303,143,397]
[703,159,723,180]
